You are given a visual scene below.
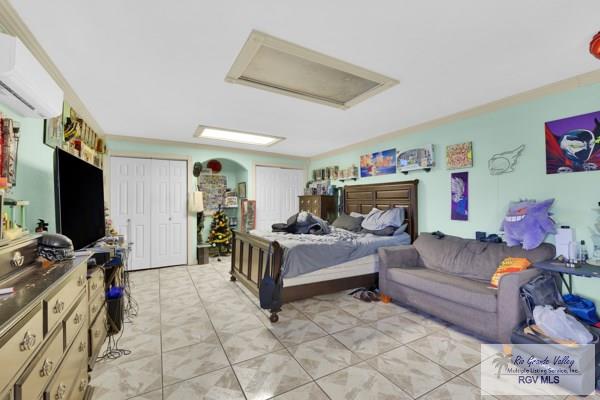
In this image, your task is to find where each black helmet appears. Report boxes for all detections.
[38,233,75,261]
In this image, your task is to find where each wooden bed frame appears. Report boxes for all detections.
[230,180,419,322]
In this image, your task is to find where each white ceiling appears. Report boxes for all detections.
[10,1,600,157]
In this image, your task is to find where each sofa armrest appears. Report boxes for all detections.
[378,245,422,271]
[496,268,541,342]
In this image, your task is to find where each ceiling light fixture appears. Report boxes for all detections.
[194,125,283,146]
[591,32,600,60]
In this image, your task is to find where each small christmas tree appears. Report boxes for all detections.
[207,208,233,256]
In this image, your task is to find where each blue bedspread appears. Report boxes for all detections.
[250,227,411,278]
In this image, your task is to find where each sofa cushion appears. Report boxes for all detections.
[387,267,498,312]
[413,233,555,282]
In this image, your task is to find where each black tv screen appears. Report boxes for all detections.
[55,149,105,249]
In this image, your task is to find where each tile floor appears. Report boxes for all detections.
[89,257,584,400]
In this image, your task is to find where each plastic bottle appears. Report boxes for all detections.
[579,240,589,263]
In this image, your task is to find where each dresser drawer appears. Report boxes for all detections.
[44,264,87,335]
[14,325,63,400]
[89,306,107,360]
[45,325,87,400]
[87,269,103,301]
[63,294,88,350]
[88,291,105,323]
[0,304,43,393]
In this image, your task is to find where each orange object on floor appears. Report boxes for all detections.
[381,294,392,304]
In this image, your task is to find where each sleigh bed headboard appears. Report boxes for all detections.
[343,179,419,242]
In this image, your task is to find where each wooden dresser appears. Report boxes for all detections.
[298,195,337,222]
[0,236,106,400]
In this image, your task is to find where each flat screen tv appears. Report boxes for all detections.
[54,149,105,249]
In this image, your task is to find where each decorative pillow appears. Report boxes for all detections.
[332,213,364,232]
[361,226,396,236]
[350,209,377,219]
[490,257,531,288]
[361,207,405,231]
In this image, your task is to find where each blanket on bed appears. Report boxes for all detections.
[251,227,411,278]
[272,211,330,235]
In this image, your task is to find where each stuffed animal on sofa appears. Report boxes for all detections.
[500,199,556,250]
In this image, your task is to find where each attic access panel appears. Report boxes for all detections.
[226,31,398,109]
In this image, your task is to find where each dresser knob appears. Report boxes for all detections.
[53,300,65,314]
[91,282,98,290]
[91,304,98,314]
[20,331,36,351]
[79,341,86,352]
[79,378,87,392]
[40,359,54,377]
[77,275,86,287]
[73,313,82,325]
[56,383,67,399]
[11,251,24,268]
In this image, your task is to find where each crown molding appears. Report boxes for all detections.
[0,0,103,133]
[105,134,310,162]
[311,68,600,160]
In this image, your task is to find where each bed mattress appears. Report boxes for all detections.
[282,255,378,287]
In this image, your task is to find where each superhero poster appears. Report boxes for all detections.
[545,110,600,174]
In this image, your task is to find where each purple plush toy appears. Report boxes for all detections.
[500,199,556,250]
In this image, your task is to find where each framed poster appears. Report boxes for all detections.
[451,172,469,221]
[241,200,256,232]
[360,148,396,177]
[397,145,434,172]
[237,182,247,198]
[545,110,600,174]
[446,142,473,169]
[198,174,227,212]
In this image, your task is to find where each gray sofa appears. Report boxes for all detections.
[378,233,555,343]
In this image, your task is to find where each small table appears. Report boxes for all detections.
[532,260,600,294]
[197,244,211,265]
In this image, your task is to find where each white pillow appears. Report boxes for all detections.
[361,208,405,231]
[350,208,378,219]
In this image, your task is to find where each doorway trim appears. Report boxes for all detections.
[107,151,194,266]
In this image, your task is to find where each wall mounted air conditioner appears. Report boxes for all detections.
[0,32,63,118]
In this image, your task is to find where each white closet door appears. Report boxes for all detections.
[150,159,187,268]
[168,160,188,265]
[110,157,151,270]
[110,156,187,270]
[255,166,305,231]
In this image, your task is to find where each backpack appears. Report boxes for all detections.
[259,245,282,310]
[520,272,564,326]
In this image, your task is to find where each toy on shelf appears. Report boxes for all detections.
[500,199,556,250]
[2,197,29,241]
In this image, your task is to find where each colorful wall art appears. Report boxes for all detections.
[360,148,396,177]
[397,145,434,173]
[545,110,600,174]
[451,172,469,221]
[446,142,473,169]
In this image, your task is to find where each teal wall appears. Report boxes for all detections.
[311,82,600,302]
[0,104,56,233]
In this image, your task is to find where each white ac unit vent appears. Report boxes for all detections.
[0,33,64,118]
[226,31,398,110]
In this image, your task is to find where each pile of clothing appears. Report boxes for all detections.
[272,211,330,235]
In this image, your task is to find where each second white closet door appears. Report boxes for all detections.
[255,166,304,231]
[150,159,187,268]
